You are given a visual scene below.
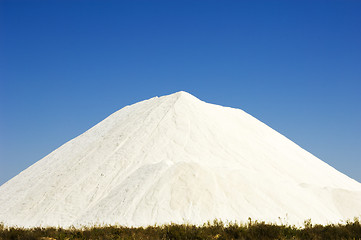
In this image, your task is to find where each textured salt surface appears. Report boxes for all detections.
[0,91,360,228]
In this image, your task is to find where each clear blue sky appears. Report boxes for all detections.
[0,0,360,185]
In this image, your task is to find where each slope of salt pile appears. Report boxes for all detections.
[0,91,360,228]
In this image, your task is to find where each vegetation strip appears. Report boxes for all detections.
[1,219,361,240]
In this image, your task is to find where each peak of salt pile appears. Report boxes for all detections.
[1,91,360,228]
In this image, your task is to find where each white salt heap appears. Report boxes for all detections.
[0,91,360,228]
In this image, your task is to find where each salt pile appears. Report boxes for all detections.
[0,91,360,227]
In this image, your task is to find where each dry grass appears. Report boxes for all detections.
[0,218,360,240]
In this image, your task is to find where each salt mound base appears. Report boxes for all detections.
[0,91,360,228]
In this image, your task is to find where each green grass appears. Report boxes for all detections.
[1,218,360,240]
